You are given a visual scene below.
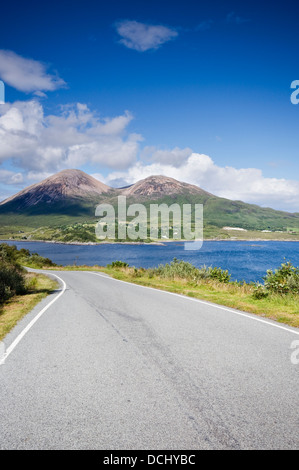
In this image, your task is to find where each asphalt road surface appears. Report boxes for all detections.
[0,269,298,450]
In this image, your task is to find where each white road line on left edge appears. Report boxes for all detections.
[0,273,66,365]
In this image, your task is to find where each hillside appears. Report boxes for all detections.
[0,169,112,214]
[1,169,299,242]
[120,175,211,198]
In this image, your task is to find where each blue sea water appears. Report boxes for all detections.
[2,239,299,283]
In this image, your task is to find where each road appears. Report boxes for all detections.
[0,269,298,450]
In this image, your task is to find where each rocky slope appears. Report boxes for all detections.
[0,169,112,211]
[0,171,211,211]
[120,175,211,199]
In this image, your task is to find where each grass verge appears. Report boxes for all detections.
[0,272,58,341]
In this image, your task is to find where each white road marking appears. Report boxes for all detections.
[0,273,66,365]
[89,271,299,336]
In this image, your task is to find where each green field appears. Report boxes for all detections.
[1,191,299,243]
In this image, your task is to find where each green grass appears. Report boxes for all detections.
[0,272,58,341]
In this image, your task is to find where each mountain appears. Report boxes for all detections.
[0,171,212,215]
[120,175,211,199]
[0,169,112,214]
[1,169,299,241]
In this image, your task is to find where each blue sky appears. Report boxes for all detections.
[0,0,299,211]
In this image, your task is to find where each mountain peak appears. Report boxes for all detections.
[120,174,210,198]
[0,169,111,210]
[0,169,211,215]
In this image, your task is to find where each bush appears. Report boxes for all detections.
[0,243,20,265]
[24,253,56,268]
[153,258,231,283]
[107,260,129,268]
[208,266,231,283]
[25,275,38,291]
[0,243,58,303]
[263,261,299,295]
[147,268,155,279]
[0,262,26,302]
[0,243,57,269]
[252,283,269,299]
[154,258,200,280]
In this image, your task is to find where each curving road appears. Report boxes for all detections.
[0,269,298,450]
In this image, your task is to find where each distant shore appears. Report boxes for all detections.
[1,237,299,246]
[0,238,165,246]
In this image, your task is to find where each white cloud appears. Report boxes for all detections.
[26,170,53,182]
[0,169,23,184]
[0,49,66,93]
[0,100,142,173]
[141,146,193,167]
[1,98,299,212]
[115,20,178,52]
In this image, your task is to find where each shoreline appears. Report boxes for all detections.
[1,237,299,246]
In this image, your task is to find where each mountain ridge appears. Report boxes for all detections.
[0,169,213,208]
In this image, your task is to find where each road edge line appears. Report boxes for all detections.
[89,271,299,336]
[0,273,66,365]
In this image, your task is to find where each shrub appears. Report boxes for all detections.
[0,243,57,269]
[147,268,155,279]
[263,261,299,295]
[25,275,38,291]
[208,266,231,283]
[252,283,269,299]
[107,260,129,268]
[152,258,231,283]
[0,243,20,265]
[25,253,56,268]
[0,243,58,303]
[154,258,200,280]
[0,262,26,303]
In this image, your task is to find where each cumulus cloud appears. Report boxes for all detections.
[115,20,178,51]
[0,100,142,173]
[1,98,299,212]
[0,169,23,185]
[102,151,299,212]
[0,49,66,93]
[141,146,193,167]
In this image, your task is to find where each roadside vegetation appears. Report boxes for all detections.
[101,258,299,328]
[0,243,58,340]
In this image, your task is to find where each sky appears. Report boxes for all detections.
[0,0,299,211]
